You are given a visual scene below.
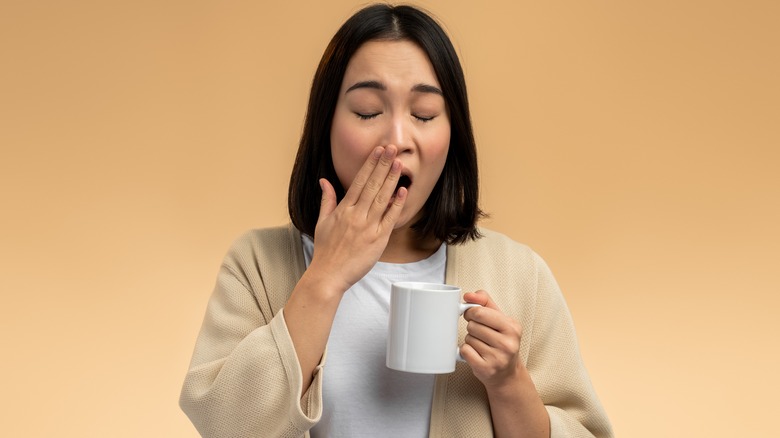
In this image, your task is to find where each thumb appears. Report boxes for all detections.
[318,178,337,220]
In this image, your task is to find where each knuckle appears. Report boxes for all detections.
[365,178,382,191]
[498,337,517,353]
[381,215,394,227]
[350,178,366,191]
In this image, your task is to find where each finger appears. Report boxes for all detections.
[465,305,521,338]
[467,319,520,353]
[342,146,384,206]
[380,186,407,231]
[464,333,494,361]
[459,342,487,366]
[466,319,502,347]
[317,178,337,221]
[356,145,398,210]
[367,158,402,221]
[463,290,500,311]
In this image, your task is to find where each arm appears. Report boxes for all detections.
[526,252,613,437]
[179,264,320,437]
[284,144,407,395]
[460,251,613,438]
[461,291,550,438]
[180,145,408,437]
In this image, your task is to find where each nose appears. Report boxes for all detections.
[383,113,414,154]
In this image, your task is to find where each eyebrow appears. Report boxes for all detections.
[345,80,443,96]
[411,83,443,95]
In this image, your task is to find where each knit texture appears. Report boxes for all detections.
[180,225,613,437]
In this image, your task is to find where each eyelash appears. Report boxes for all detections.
[354,112,435,122]
[355,112,380,120]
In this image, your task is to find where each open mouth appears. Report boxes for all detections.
[395,174,412,194]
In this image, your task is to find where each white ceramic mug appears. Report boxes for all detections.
[386,282,481,374]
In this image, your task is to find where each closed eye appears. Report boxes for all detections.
[414,114,435,122]
[355,112,381,120]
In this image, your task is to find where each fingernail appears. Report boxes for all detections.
[391,160,401,172]
[384,145,396,158]
[373,147,383,159]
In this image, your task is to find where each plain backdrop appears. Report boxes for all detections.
[1,1,778,437]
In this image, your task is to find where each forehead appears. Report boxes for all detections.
[342,39,440,87]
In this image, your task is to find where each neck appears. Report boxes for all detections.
[379,224,441,263]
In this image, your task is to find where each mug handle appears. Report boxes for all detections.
[456,303,482,362]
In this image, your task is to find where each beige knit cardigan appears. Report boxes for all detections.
[180,225,613,437]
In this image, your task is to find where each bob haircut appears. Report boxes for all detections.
[288,3,484,244]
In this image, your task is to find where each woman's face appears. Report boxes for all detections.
[330,39,450,229]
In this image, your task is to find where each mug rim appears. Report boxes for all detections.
[392,282,460,292]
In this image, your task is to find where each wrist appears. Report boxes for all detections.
[298,265,350,301]
[484,364,537,404]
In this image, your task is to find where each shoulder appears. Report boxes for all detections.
[221,224,302,274]
[219,224,305,316]
[450,227,555,296]
[457,227,540,267]
[230,224,298,249]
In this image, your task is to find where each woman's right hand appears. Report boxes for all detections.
[308,144,407,294]
[284,145,406,395]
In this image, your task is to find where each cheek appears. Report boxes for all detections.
[426,126,451,173]
[409,126,450,209]
[330,116,371,189]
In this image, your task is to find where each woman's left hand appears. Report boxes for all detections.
[461,290,525,391]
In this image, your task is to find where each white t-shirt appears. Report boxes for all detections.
[303,235,446,437]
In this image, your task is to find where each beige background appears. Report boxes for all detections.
[1,0,778,436]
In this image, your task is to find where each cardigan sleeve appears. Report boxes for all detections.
[179,261,323,437]
[527,252,614,438]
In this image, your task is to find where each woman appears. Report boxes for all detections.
[180,4,613,437]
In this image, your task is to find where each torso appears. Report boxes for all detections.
[303,234,445,437]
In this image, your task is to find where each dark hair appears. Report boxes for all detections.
[288,3,484,244]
